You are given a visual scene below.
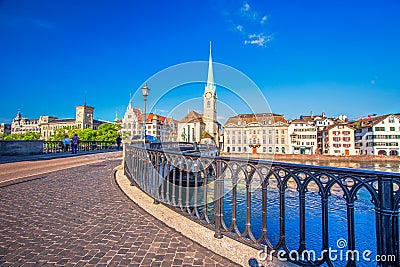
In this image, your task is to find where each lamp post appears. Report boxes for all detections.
[141,83,150,146]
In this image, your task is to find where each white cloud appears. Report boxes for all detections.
[236,24,244,32]
[242,2,250,12]
[260,15,267,24]
[244,33,271,47]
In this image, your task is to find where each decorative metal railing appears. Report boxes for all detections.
[124,144,400,266]
[43,140,115,153]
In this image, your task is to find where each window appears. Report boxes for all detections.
[244,147,247,152]
[276,147,279,152]
[389,117,395,123]
[342,131,350,135]
[333,137,340,142]
[390,127,395,131]
[281,137,285,144]
[207,101,210,108]
[238,147,241,152]
[263,147,266,152]
[268,147,272,153]
[375,127,385,131]
[281,130,285,134]
[343,137,350,142]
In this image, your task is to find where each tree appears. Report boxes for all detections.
[3,132,41,140]
[95,123,121,141]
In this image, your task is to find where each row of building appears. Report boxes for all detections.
[1,104,105,139]
[222,112,400,156]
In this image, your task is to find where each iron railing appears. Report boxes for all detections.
[124,144,400,266]
[43,140,115,153]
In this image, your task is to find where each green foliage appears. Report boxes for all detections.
[48,126,77,141]
[48,123,121,141]
[3,132,41,140]
[96,123,121,141]
[2,123,121,142]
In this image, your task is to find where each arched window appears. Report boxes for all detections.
[207,101,210,108]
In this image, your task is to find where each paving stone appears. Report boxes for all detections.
[0,159,239,266]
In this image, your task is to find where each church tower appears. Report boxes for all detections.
[203,42,218,140]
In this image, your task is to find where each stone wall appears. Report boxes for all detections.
[0,140,44,156]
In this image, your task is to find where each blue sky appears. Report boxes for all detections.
[1,0,399,123]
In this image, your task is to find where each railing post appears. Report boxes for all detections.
[376,176,398,266]
[214,159,223,239]
[153,153,160,204]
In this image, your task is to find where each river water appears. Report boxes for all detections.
[272,158,400,173]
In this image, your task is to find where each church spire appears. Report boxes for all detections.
[128,92,133,109]
[207,41,214,87]
[205,41,216,94]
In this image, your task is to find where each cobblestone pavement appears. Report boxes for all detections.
[0,158,239,266]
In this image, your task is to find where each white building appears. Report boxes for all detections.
[121,100,178,142]
[0,123,11,136]
[288,119,318,154]
[223,113,289,154]
[354,114,400,156]
[11,105,103,140]
[121,101,142,140]
[322,123,357,156]
[178,111,205,143]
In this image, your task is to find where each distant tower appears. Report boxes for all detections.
[76,103,94,129]
[203,42,218,139]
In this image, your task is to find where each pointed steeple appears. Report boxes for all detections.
[205,41,216,94]
[114,110,119,122]
[207,41,214,87]
[128,92,133,109]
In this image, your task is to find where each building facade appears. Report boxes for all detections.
[178,111,205,143]
[288,119,318,154]
[354,114,400,156]
[0,123,11,136]
[322,124,357,156]
[10,105,103,140]
[223,113,289,154]
[121,100,178,142]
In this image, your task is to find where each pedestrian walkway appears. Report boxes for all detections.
[0,155,238,266]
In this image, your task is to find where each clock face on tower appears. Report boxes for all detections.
[205,92,212,99]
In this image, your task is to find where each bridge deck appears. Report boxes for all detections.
[0,153,238,266]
